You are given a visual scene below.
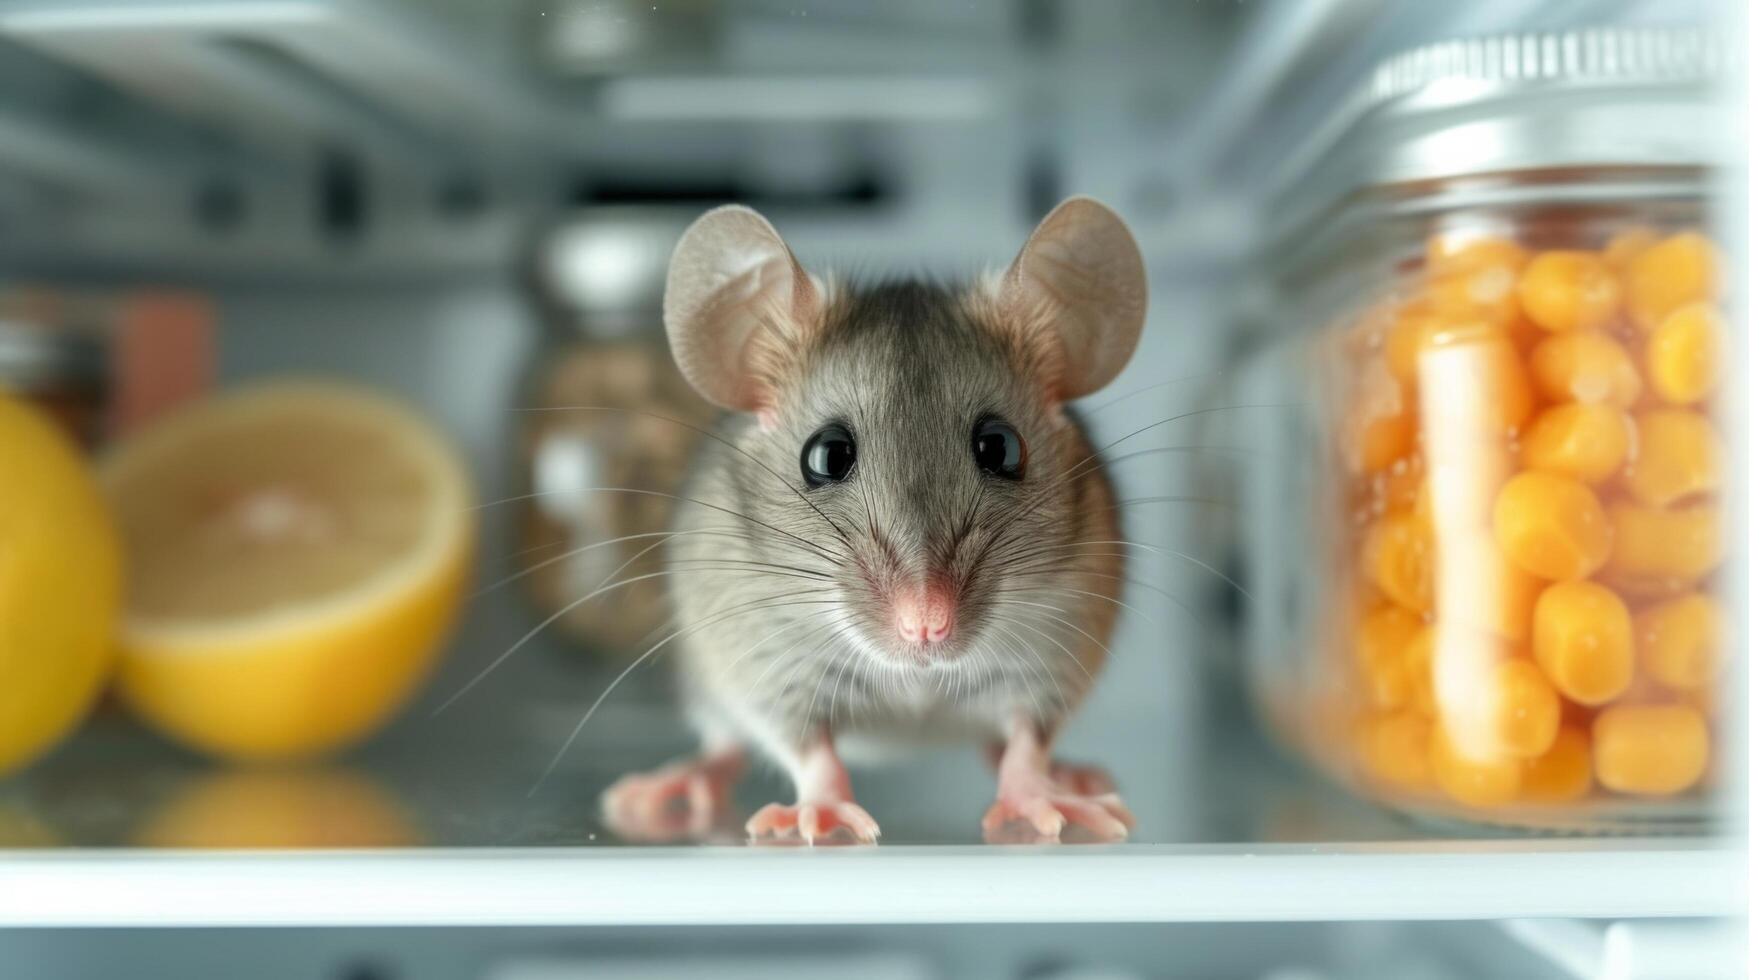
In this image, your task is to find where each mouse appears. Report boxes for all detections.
[600,196,1147,845]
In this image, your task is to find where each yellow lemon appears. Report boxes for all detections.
[0,804,59,847]
[101,381,473,761]
[136,769,419,848]
[0,392,122,776]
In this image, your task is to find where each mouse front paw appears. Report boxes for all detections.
[600,752,742,843]
[746,800,880,846]
[981,790,1134,844]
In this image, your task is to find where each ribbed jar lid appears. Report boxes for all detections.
[1360,29,1722,106]
[0,316,106,391]
[1263,27,1729,243]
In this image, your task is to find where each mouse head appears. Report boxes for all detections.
[664,198,1145,667]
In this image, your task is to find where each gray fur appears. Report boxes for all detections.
[668,279,1123,771]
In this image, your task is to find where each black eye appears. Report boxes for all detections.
[972,418,1026,479]
[801,424,857,487]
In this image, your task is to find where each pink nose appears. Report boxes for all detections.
[894,583,955,645]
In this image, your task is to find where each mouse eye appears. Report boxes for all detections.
[801,423,857,487]
[972,418,1026,480]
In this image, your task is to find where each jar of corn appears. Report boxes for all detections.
[1236,30,1733,830]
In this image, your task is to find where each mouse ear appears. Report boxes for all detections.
[664,205,820,412]
[997,196,1147,400]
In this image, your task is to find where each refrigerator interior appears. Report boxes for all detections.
[0,1,1743,977]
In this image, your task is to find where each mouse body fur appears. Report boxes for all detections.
[602,198,1147,844]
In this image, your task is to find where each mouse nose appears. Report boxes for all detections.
[894,582,955,645]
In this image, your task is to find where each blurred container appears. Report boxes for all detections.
[520,210,714,654]
[0,288,212,447]
[0,289,111,445]
[1237,30,1732,831]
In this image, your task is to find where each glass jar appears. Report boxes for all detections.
[1238,30,1732,831]
[0,288,211,448]
[519,210,715,655]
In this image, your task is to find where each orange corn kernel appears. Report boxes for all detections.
[1428,266,1521,327]
[1528,332,1642,407]
[1621,409,1723,507]
[1635,593,1726,691]
[1626,231,1723,331]
[1603,501,1724,585]
[1355,606,1424,710]
[1489,658,1562,758]
[1520,725,1593,803]
[1518,403,1632,485]
[1359,711,1435,791]
[1427,234,1529,276]
[1384,303,1440,387]
[1493,472,1612,581]
[1517,250,1622,333]
[1403,625,1438,716]
[1592,703,1709,796]
[1532,580,1635,706]
[1347,410,1417,474]
[1646,303,1726,405]
[1430,725,1522,807]
[1370,458,1425,514]
[1483,546,1543,643]
[1363,511,1435,614]
[1603,227,1660,272]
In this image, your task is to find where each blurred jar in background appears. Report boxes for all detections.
[0,289,111,445]
[520,211,713,655]
[0,287,212,447]
[1237,29,1732,832]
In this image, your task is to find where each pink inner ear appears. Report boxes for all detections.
[756,407,779,432]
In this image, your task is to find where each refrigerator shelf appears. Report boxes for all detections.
[0,634,1735,929]
[0,839,1731,928]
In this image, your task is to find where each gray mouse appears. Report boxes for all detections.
[601,196,1147,844]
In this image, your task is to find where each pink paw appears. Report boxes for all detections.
[1050,761,1116,797]
[601,758,738,843]
[746,800,880,846]
[982,791,1134,844]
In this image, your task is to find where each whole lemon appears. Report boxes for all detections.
[0,391,123,776]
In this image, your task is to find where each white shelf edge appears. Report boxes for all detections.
[0,840,1736,928]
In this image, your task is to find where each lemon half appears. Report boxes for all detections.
[102,381,473,761]
[0,392,122,776]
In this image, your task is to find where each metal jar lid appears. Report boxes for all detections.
[0,311,106,393]
[1263,27,1729,248]
[530,208,694,339]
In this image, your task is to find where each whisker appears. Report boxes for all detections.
[996,598,1115,660]
[750,617,855,701]
[826,639,861,730]
[803,644,854,739]
[1000,618,1096,683]
[529,593,844,796]
[471,530,676,600]
[987,620,1065,710]
[1081,368,1229,416]
[977,401,1297,553]
[436,568,829,716]
[1004,565,1206,629]
[473,525,836,601]
[990,583,1161,629]
[516,403,856,548]
[465,485,850,566]
[724,615,833,675]
[1098,495,1233,513]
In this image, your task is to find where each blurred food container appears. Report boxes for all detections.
[0,289,111,445]
[1237,30,1732,831]
[520,210,713,654]
[0,288,212,447]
